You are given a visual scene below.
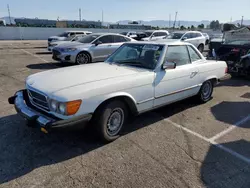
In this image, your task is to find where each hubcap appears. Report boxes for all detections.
[202,82,212,99]
[107,108,124,136]
[77,53,89,64]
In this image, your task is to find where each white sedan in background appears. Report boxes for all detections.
[48,35,86,51]
[9,41,228,142]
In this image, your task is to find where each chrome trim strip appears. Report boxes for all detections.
[155,84,201,99]
[137,98,154,105]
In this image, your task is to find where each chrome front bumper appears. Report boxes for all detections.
[8,90,92,131]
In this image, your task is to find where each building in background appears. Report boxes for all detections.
[109,23,152,30]
[14,18,102,28]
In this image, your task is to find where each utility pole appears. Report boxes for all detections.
[7,4,12,25]
[102,9,104,27]
[173,11,178,30]
[79,8,81,21]
[230,17,232,23]
[169,14,171,29]
[241,16,244,27]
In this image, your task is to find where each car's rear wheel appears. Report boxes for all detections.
[76,52,91,64]
[197,80,214,103]
[197,44,204,53]
[93,100,128,142]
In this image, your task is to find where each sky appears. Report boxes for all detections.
[0,0,249,22]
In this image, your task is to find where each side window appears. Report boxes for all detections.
[76,32,84,35]
[184,33,192,39]
[69,32,75,36]
[165,46,191,66]
[98,35,114,43]
[187,46,202,62]
[158,32,167,37]
[196,33,202,37]
[114,35,130,43]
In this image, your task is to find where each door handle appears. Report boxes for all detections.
[190,71,198,78]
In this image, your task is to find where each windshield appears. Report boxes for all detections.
[145,32,153,37]
[78,34,101,43]
[58,32,69,37]
[105,43,164,70]
[167,32,184,39]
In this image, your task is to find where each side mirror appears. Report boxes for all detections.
[181,37,187,41]
[95,40,102,46]
[162,61,176,70]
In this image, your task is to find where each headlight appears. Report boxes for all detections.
[58,103,66,115]
[50,100,58,112]
[49,99,82,115]
[63,48,77,52]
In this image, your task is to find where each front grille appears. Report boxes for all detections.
[53,49,61,56]
[28,89,50,111]
[48,38,53,42]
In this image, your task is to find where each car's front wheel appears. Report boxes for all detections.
[197,80,214,103]
[94,100,128,142]
[76,52,91,64]
[197,44,204,53]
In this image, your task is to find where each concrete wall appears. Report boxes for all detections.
[0,26,221,40]
[0,27,142,40]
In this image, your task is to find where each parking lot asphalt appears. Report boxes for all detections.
[0,41,250,188]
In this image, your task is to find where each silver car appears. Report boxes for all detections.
[52,33,135,64]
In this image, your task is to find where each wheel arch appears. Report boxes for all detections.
[93,93,138,117]
[204,76,218,86]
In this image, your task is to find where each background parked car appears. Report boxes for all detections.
[119,31,137,39]
[202,33,210,45]
[48,30,92,46]
[52,33,136,64]
[48,34,86,52]
[164,31,206,53]
[141,30,169,41]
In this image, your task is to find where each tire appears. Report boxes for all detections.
[197,80,214,103]
[93,100,128,142]
[197,44,204,53]
[75,52,91,65]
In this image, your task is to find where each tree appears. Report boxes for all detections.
[198,24,204,29]
[210,20,220,30]
[180,25,186,30]
[191,25,195,30]
[187,26,190,30]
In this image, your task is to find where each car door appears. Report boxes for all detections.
[112,35,131,52]
[91,35,114,62]
[154,45,200,107]
[183,33,195,45]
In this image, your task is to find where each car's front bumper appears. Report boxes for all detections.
[52,50,78,63]
[8,90,92,132]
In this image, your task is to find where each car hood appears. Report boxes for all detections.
[162,39,181,42]
[26,63,144,95]
[56,42,92,49]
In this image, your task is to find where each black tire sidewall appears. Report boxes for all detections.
[76,52,90,65]
[198,44,204,53]
[199,80,213,103]
[95,100,128,142]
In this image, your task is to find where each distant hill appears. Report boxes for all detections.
[116,19,250,28]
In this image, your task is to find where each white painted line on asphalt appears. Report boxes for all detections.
[164,118,250,165]
[20,49,49,63]
[10,43,49,63]
[209,115,250,141]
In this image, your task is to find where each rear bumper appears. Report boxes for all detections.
[8,90,92,131]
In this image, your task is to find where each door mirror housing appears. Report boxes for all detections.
[95,40,102,46]
[162,61,176,70]
[181,37,187,41]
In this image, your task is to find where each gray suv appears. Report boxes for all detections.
[52,33,135,64]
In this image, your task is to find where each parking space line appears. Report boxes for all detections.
[209,115,250,141]
[164,118,250,165]
[20,49,49,63]
[10,43,49,63]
